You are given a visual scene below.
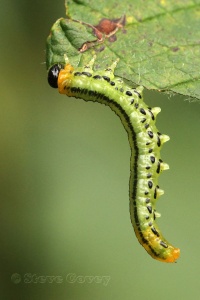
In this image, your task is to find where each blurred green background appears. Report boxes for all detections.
[1,1,200,299]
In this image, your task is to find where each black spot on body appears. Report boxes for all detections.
[140,108,146,115]
[147,206,152,213]
[156,161,160,174]
[160,241,168,248]
[82,71,92,77]
[154,188,157,199]
[110,81,115,86]
[148,131,154,138]
[142,237,148,244]
[150,156,155,164]
[93,75,102,79]
[135,103,139,109]
[74,72,82,76]
[103,75,110,82]
[157,135,161,147]
[126,91,132,96]
[148,181,153,189]
[151,227,160,237]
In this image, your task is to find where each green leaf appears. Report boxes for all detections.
[46,0,200,100]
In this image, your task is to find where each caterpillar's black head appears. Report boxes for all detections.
[48,64,64,88]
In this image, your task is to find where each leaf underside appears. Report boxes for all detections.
[46,0,200,100]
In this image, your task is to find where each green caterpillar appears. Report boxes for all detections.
[48,55,180,263]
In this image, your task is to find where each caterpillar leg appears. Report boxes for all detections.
[83,55,96,71]
[103,58,120,80]
[106,58,120,73]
